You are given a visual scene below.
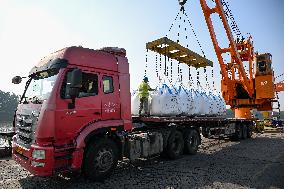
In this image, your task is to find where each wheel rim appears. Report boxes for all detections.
[187,134,198,149]
[171,133,182,154]
[94,148,113,173]
[238,126,242,138]
[243,126,247,138]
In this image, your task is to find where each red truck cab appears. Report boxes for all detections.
[12,46,132,176]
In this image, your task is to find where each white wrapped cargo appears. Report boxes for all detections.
[191,90,202,115]
[217,93,226,115]
[131,82,227,117]
[150,84,181,116]
[178,86,194,115]
[131,90,140,115]
[207,91,218,115]
[199,91,210,115]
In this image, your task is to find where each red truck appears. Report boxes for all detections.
[12,46,253,181]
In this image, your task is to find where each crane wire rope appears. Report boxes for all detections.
[210,0,242,38]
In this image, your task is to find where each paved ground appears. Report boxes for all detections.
[0,133,283,189]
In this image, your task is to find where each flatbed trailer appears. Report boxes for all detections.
[132,116,253,139]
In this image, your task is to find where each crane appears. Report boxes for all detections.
[149,0,278,119]
[198,0,278,119]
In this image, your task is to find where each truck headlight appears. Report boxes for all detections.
[32,149,45,160]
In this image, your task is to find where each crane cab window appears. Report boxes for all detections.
[258,61,267,73]
[103,76,114,94]
[61,71,98,98]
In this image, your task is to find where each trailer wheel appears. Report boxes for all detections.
[184,129,200,155]
[247,125,253,138]
[165,130,184,159]
[237,124,243,140]
[83,138,118,181]
[230,124,243,141]
[242,125,248,139]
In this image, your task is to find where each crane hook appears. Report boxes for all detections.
[178,0,187,11]
[178,0,187,6]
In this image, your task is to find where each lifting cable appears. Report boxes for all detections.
[183,6,207,87]
[166,11,181,38]
[167,4,208,85]
[155,54,159,78]
[221,0,242,39]
[144,49,149,76]
[211,68,216,90]
[275,73,284,80]
[147,0,214,87]
[177,14,182,82]
[183,12,206,58]
[210,0,242,39]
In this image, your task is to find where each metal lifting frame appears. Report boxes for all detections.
[146,37,213,68]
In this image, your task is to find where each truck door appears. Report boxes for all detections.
[101,74,120,120]
[56,70,101,141]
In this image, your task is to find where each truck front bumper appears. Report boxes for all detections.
[12,141,54,176]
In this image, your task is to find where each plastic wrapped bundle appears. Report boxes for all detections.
[207,91,218,115]
[178,87,194,115]
[131,90,140,115]
[131,82,227,117]
[191,90,203,115]
[216,94,226,115]
[150,84,181,116]
[199,91,210,115]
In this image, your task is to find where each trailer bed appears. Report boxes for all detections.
[132,115,248,124]
[132,116,254,138]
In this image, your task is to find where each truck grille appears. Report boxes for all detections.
[16,114,37,148]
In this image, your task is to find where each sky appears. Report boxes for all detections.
[0,0,283,110]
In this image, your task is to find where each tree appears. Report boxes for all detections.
[0,90,19,122]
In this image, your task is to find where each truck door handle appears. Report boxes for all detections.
[94,112,101,115]
[66,110,77,115]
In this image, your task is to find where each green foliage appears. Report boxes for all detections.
[0,90,19,122]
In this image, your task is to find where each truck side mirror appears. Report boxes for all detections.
[68,69,82,109]
[12,76,22,84]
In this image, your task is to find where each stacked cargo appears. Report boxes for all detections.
[133,36,227,117]
[131,83,226,116]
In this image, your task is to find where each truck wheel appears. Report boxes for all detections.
[184,129,200,155]
[83,138,118,181]
[165,130,184,159]
[230,124,243,141]
[201,127,209,138]
[242,125,248,139]
[247,125,253,138]
[237,124,243,140]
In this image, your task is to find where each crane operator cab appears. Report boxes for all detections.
[256,53,272,76]
[255,53,275,102]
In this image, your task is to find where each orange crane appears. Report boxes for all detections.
[196,0,276,118]
[150,0,277,119]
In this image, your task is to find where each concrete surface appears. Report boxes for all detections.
[0,133,283,189]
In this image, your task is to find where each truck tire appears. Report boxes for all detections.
[242,125,248,139]
[237,124,243,140]
[230,124,243,141]
[247,125,253,138]
[201,127,209,138]
[83,138,118,181]
[165,130,184,159]
[184,129,200,155]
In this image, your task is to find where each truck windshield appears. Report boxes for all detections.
[23,69,59,104]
